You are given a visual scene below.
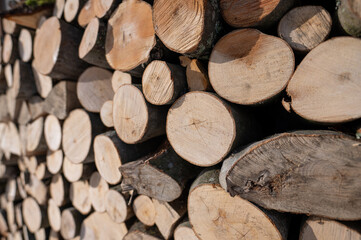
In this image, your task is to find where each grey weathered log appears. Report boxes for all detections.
[337,0,361,37]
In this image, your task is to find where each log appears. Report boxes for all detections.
[22,225,35,240]
[285,37,361,123]
[89,171,109,212]
[24,156,44,174]
[113,84,168,144]
[23,174,48,205]
[35,162,51,180]
[133,195,156,226]
[142,60,187,105]
[64,0,85,23]
[26,117,47,156]
[35,228,49,240]
[22,197,48,233]
[0,209,8,237]
[186,59,211,92]
[44,115,62,151]
[104,189,132,223]
[166,91,256,167]
[174,221,198,240]
[77,67,114,113]
[189,168,289,240]
[69,180,92,215]
[0,66,7,94]
[3,34,18,64]
[124,221,162,240]
[2,19,20,36]
[5,89,22,122]
[299,216,361,240]
[43,81,81,120]
[77,0,95,27]
[220,0,294,28]
[120,141,200,202]
[14,204,22,228]
[78,18,110,69]
[2,122,21,157]
[27,96,46,121]
[94,0,122,19]
[80,212,128,239]
[46,150,63,174]
[63,109,105,164]
[337,0,361,37]
[53,0,65,19]
[4,64,13,88]
[49,230,61,240]
[33,17,89,79]
[5,178,20,202]
[111,71,132,92]
[47,199,61,232]
[12,60,37,99]
[63,157,95,183]
[208,28,294,105]
[100,101,113,127]
[17,101,31,125]
[16,177,27,199]
[6,201,17,233]
[18,29,34,62]
[32,65,52,99]
[94,130,158,184]
[60,208,83,240]
[153,0,221,58]
[0,95,10,122]
[50,174,69,207]
[221,130,361,220]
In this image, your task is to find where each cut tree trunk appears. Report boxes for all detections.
[4,64,13,88]
[111,71,132,92]
[174,220,198,240]
[32,64,53,99]
[94,0,122,19]
[104,189,132,223]
[17,101,31,125]
[221,130,361,221]
[69,180,92,214]
[54,0,65,18]
[64,0,86,23]
[22,197,48,233]
[60,208,84,239]
[153,0,221,58]
[2,19,21,36]
[35,162,52,180]
[14,203,22,228]
[3,34,18,64]
[50,174,69,207]
[285,37,361,124]
[78,0,96,27]
[208,28,294,105]
[337,0,361,37]
[100,100,113,127]
[47,199,61,232]
[26,117,47,156]
[33,17,89,79]
[46,149,63,174]
[63,157,95,183]
[5,177,20,202]
[89,171,109,212]
[189,168,289,240]
[44,115,62,151]
[186,59,211,92]
[12,60,37,99]
[6,201,17,233]
[27,96,46,120]
[18,29,34,62]
[124,221,162,240]
[133,195,156,226]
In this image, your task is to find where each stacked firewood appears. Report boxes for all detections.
[0,0,360,239]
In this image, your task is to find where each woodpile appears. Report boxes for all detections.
[0,0,360,240]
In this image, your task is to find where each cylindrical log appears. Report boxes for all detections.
[46,150,63,174]
[89,171,109,212]
[2,19,21,36]
[32,65,52,99]
[133,195,156,226]
[23,174,48,206]
[286,37,361,123]
[6,201,17,233]
[49,229,61,240]
[50,174,69,207]
[17,101,31,125]
[60,208,83,240]
[174,221,198,240]
[35,228,49,240]
[5,89,22,123]
[47,199,61,232]
[33,17,89,79]
[44,115,62,151]
[5,178,20,202]
[22,225,35,240]
[0,95,10,122]
[94,0,122,19]
[2,122,22,157]
[16,177,27,199]
[3,34,18,64]
[26,117,47,156]
[35,162,52,180]
[105,189,132,224]
[63,157,95,183]
[111,71,132,92]
[12,60,37,99]
[27,96,46,120]
[93,130,159,184]
[337,0,361,37]
[22,197,48,233]
[64,0,86,23]
[124,221,162,240]
[77,0,96,27]
[186,59,211,92]
[4,64,13,88]
[189,168,289,240]
[113,84,168,144]
[54,0,65,18]
[18,29,34,62]
[209,28,294,105]
[142,60,187,105]
[14,204,22,228]
[69,180,91,215]
[77,67,114,113]
[79,18,110,69]
[100,100,113,127]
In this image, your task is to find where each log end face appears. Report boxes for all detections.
[44,114,62,151]
[105,189,128,223]
[79,18,99,59]
[60,209,77,239]
[133,195,156,226]
[22,197,42,233]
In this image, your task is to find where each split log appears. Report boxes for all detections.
[77,67,114,113]
[64,0,86,23]
[89,171,109,212]
[153,0,221,58]
[221,130,361,221]
[32,65,52,99]
[285,37,361,123]
[4,64,13,88]
[100,101,113,127]
[2,19,20,36]
[124,221,162,240]
[133,195,156,226]
[27,96,46,120]
[208,28,294,105]
[47,199,61,232]
[78,18,110,69]
[120,141,200,202]
[80,212,128,239]
[299,216,361,240]
[63,109,105,164]
[14,204,22,228]
[3,34,18,64]
[142,60,187,105]
[220,0,294,28]
[43,81,81,120]
[33,17,88,79]
[337,0,361,37]
[46,150,63,174]
[166,91,256,167]
[54,0,65,19]
[26,117,47,156]
[63,157,95,183]
[44,115,62,151]
[17,101,31,125]
[22,197,48,233]
[60,208,83,240]
[35,162,52,180]
[77,0,95,27]
[186,59,211,92]
[174,221,198,240]
[104,189,132,223]
[111,71,132,92]
[94,130,158,184]
[50,174,69,207]
[189,168,289,240]
[113,84,168,144]
[69,180,92,215]
[23,174,48,205]
[18,29,34,62]
[12,60,37,99]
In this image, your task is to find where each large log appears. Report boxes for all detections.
[44,115,62,151]
[89,171,109,212]
[133,195,156,226]
[22,197,48,233]
[221,130,361,221]
[69,180,92,215]
[337,0,361,37]
[18,29,34,62]
[285,37,361,123]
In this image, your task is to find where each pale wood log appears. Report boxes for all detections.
[189,168,289,240]
[89,171,109,212]
[153,0,221,58]
[18,29,34,62]
[78,18,110,69]
[3,34,18,64]
[166,91,256,167]
[24,156,45,174]
[2,19,20,36]
[6,8,52,30]
[5,178,20,202]
[221,130,361,221]
[34,228,49,240]
[5,90,22,126]
[77,67,114,113]
[33,17,89,79]
[111,71,132,92]
[17,101,31,125]
[22,197,48,233]
[12,60,37,99]
[80,212,128,239]
[14,204,22,228]
[46,150,63,174]
[124,221,162,240]
[16,177,27,199]
[27,96,46,121]
[6,202,17,233]
[186,59,211,92]
[104,189,132,223]
[44,115,62,151]
[100,101,113,127]
[209,29,294,105]
[64,0,86,23]
[142,60,187,105]
[32,65,52,99]
[54,0,65,19]
[0,195,7,210]
[220,0,294,28]
[0,210,8,237]
[69,180,91,215]
[63,109,105,164]
[4,64,13,89]
[337,0,361,37]
[60,208,83,239]
[286,37,361,123]
[43,81,81,120]
[63,157,95,183]
[133,195,156,226]
[35,162,52,180]
[23,174,48,206]
[113,84,167,144]
[1,122,21,157]
[47,199,62,232]
[300,216,361,240]
[94,0,122,19]
[22,226,35,240]
[174,221,198,240]
[77,0,95,27]
[94,130,158,184]
[26,117,47,156]
[50,174,69,207]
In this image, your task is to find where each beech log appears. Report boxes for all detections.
[32,65,52,99]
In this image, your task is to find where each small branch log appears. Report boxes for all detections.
[3,34,18,64]
[14,204,22,228]
[46,149,63,174]
[22,197,48,233]
[133,195,156,226]
[18,29,34,62]
[63,157,95,183]
[32,64,53,99]
[16,177,27,199]
[50,174,69,207]
[94,0,122,19]
[4,64,13,88]
[111,71,132,92]
[124,221,162,240]
[64,0,86,23]
[5,177,20,202]
[6,201,17,233]
[89,171,109,212]
[60,208,84,239]
[44,115,62,151]
[69,180,92,215]
[337,0,361,37]
[35,162,52,180]
[100,100,113,127]
[0,209,9,236]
